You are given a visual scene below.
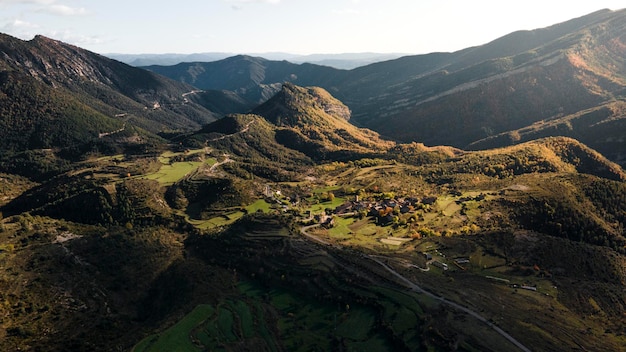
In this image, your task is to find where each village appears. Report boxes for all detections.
[264,182,441,228]
[261,182,550,298]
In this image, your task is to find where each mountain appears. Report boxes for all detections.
[0,34,246,152]
[0,33,256,178]
[108,52,407,69]
[143,55,343,105]
[324,8,626,169]
[180,83,393,177]
[148,9,626,168]
[348,9,626,147]
[251,83,393,160]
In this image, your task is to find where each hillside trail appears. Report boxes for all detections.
[182,90,203,103]
[205,154,233,176]
[206,120,256,143]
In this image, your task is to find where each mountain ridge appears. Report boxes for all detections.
[144,8,626,167]
[0,33,250,157]
[108,52,409,69]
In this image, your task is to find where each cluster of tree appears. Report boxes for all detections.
[510,196,626,253]
[115,178,175,227]
[1,174,182,227]
[388,143,450,165]
[582,178,626,229]
[0,72,125,151]
[449,149,559,179]
[0,150,74,181]
[174,177,253,218]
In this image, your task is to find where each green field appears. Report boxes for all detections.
[328,216,356,239]
[184,199,273,230]
[133,280,400,351]
[187,211,246,230]
[132,297,274,352]
[144,161,202,185]
[143,150,217,185]
[245,199,272,213]
[133,304,215,352]
[307,196,346,213]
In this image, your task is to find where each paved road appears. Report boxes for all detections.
[182,90,204,103]
[299,226,532,352]
[206,120,255,142]
[300,224,330,245]
[367,256,532,352]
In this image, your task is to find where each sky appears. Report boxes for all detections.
[0,0,625,55]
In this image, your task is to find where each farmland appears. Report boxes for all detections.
[3,138,626,351]
[143,149,217,185]
[133,280,396,352]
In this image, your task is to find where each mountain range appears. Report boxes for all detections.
[1,7,626,352]
[3,8,624,167]
[146,8,626,167]
[107,52,409,69]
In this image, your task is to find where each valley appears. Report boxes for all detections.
[1,9,626,351]
[3,129,625,350]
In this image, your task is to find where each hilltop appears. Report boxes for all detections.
[252,83,393,160]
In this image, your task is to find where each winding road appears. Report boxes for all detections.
[206,154,234,175]
[206,120,256,143]
[182,90,204,103]
[367,256,532,352]
[299,225,532,352]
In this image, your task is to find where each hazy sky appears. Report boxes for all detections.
[1,0,624,55]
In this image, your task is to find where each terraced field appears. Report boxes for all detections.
[133,280,397,352]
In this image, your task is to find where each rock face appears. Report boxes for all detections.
[2,34,147,89]
[309,85,352,122]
